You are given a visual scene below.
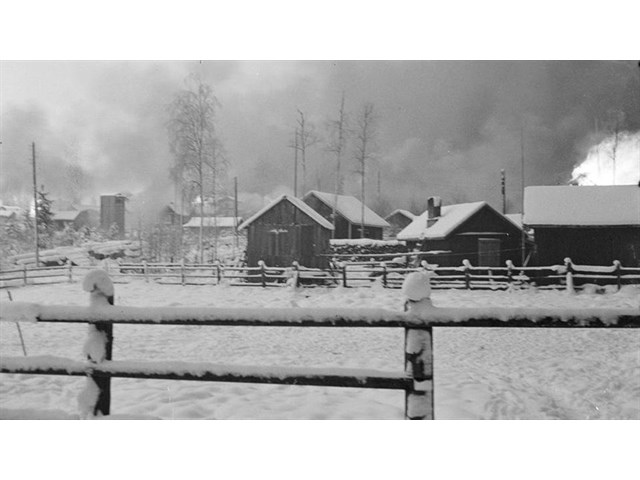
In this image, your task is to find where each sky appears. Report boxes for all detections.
[1,60,639,218]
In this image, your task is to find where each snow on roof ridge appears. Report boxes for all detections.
[397,201,490,241]
[238,195,334,231]
[304,190,389,227]
[386,209,415,220]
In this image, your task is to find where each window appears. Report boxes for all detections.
[478,238,501,267]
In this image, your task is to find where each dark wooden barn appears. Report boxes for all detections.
[302,190,389,240]
[397,196,527,267]
[238,194,334,268]
[524,185,640,267]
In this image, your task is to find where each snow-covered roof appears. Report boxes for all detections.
[303,190,389,228]
[238,195,334,231]
[0,205,23,217]
[183,217,242,228]
[52,211,80,222]
[397,201,489,241]
[524,185,640,226]
[385,209,415,221]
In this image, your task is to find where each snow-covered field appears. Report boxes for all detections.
[1,280,638,420]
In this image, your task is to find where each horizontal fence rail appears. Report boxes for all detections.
[2,258,640,291]
[1,301,639,419]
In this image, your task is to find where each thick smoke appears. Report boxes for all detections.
[1,61,639,218]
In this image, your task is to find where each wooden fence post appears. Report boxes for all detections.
[292,261,300,288]
[68,260,73,283]
[342,262,348,288]
[23,265,27,286]
[216,260,222,285]
[463,259,471,290]
[144,260,149,283]
[506,260,514,287]
[564,257,574,292]
[381,262,387,288]
[404,327,434,420]
[614,260,621,291]
[259,260,266,288]
[181,259,186,286]
[90,321,113,416]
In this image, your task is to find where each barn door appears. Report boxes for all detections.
[299,225,315,266]
[478,238,501,267]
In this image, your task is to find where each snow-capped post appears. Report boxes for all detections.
[259,260,266,287]
[463,259,472,290]
[67,259,73,283]
[614,260,621,291]
[401,270,434,420]
[292,261,301,288]
[81,269,115,417]
[506,260,514,286]
[143,260,149,283]
[381,262,387,288]
[564,258,575,293]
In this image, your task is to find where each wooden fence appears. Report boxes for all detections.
[1,298,638,419]
[2,258,640,291]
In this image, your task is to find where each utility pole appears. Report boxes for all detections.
[293,128,299,197]
[32,142,40,266]
[520,125,526,267]
[234,176,239,251]
[501,169,506,214]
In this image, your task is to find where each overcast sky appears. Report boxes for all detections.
[1,60,639,216]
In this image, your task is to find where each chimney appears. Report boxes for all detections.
[427,196,441,228]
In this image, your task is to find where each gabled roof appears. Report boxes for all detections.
[52,211,81,222]
[183,217,242,228]
[303,190,389,228]
[524,185,640,226]
[238,195,334,231]
[385,209,415,221]
[397,201,517,241]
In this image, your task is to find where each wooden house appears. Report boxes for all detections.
[183,216,243,235]
[52,208,99,231]
[302,190,389,240]
[524,185,640,266]
[397,196,526,267]
[238,194,334,268]
[384,209,415,239]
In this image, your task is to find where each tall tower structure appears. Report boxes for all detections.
[100,194,126,238]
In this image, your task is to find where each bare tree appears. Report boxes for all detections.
[325,93,349,236]
[295,109,319,195]
[168,74,225,263]
[353,103,376,238]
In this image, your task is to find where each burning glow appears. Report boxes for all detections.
[571,131,640,185]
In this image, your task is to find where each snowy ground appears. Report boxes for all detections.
[1,280,638,420]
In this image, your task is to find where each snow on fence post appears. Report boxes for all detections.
[259,260,266,287]
[564,258,574,293]
[614,260,622,291]
[81,270,115,417]
[292,261,301,288]
[143,260,149,283]
[402,270,434,420]
[463,259,472,290]
[506,260,514,287]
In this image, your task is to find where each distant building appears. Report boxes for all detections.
[384,209,415,239]
[159,203,191,226]
[191,195,241,217]
[52,208,99,231]
[524,185,640,266]
[183,216,242,235]
[100,194,127,237]
[0,204,23,225]
[397,196,527,267]
[239,195,333,268]
[302,190,389,240]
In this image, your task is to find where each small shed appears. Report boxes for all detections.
[52,209,99,231]
[238,195,334,268]
[302,190,389,239]
[385,209,415,239]
[397,196,527,267]
[524,185,640,266]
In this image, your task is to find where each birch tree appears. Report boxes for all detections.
[168,74,225,263]
[295,109,318,195]
[353,102,376,238]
